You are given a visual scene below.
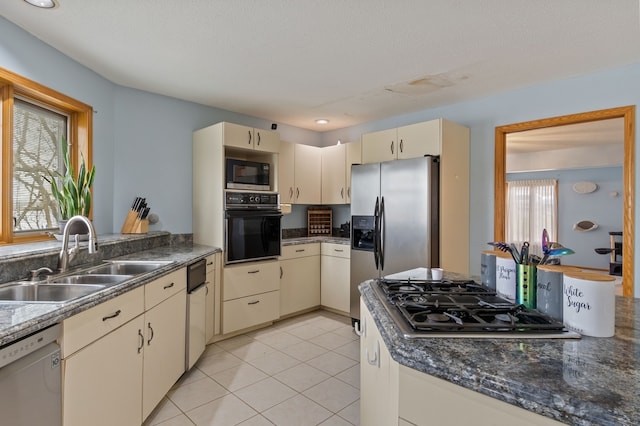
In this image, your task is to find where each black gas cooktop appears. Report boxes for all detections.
[371,277,580,338]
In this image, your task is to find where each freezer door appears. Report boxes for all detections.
[380,157,439,276]
[349,163,380,216]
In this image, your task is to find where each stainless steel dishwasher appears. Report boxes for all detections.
[0,324,62,426]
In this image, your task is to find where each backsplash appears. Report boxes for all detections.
[0,232,192,284]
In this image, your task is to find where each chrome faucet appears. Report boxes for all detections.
[30,267,54,281]
[59,215,99,272]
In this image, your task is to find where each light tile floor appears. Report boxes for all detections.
[144,310,360,426]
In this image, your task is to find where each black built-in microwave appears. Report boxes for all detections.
[226,158,270,191]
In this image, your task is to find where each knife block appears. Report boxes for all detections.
[121,214,149,234]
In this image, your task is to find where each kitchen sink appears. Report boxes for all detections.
[0,282,107,303]
[48,274,133,285]
[86,260,172,276]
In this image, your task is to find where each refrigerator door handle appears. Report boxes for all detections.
[373,197,380,270]
[379,196,385,271]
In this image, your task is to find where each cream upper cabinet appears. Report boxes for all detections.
[362,128,397,163]
[294,144,322,204]
[345,140,362,204]
[321,144,347,204]
[397,120,441,159]
[362,119,444,164]
[280,243,321,316]
[222,122,280,153]
[278,141,296,203]
[278,141,321,205]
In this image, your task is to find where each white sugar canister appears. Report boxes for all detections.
[495,251,516,301]
[562,271,616,337]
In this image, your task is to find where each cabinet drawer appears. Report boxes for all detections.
[62,286,145,357]
[205,253,218,275]
[222,290,279,334]
[321,243,350,258]
[145,268,186,310]
[223,260,279,301]
[281,243,320,260]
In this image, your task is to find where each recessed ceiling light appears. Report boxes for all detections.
[315,119,329,125]
[23,0,57,8]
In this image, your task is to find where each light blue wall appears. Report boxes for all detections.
[507,167,623,269]
[2,16,639,294]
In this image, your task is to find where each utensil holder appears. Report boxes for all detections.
[516,264,537,309]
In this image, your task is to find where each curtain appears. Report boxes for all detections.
[506,179,558,257]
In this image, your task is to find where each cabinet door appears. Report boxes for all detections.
[320,246,350,314]
[222,122,254,150]
[142,290,187,420]
[280,250,321,316]
[345,140,362,204]
[362,128,397,163]
[360,300,399,426]
[205,253,221,342]
[294,144,322,204]
[63,315,144,426]
[254,128,280,153]
[278,141,296,203]
[321,144,347,204]
[397,120,441,159]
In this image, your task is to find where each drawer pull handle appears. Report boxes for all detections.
[147,322,154,345]
[366,340,380,367]
[248,300,260,305]
[137,329,144,353]
[334,249,344,252]
[102,309,121,321]
[207,261,214,266]
[295,249,305,252]
[354,318,365,337]
[163,282,175,289]
[248,270,260,274]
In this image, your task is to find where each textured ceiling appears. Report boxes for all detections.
[1,0,639,131]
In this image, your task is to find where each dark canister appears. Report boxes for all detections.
[480,250,496,290]
[536,264,576,322]
[515,263,536,309]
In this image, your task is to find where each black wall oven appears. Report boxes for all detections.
[224,191,282,265]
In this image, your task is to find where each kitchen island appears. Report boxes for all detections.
[360,278,639,426]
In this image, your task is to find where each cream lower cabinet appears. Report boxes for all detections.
[222,259,280,334]
[63,309,144,426]
[62,269,187,425]
[280,243,321,316]
[360,300,563,426]
[205,252,222,341]
[142,289,186,419]
[320,243,350,314]
[360,299,399,426]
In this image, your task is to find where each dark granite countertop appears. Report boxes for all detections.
[282,236,350,246]
[359,279,639,426]
[0,239,220,347]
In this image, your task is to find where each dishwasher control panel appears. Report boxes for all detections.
[0,323,61,368]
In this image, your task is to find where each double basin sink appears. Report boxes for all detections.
[0,260,173,304]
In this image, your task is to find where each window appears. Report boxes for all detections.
[506,179,558,256]
[0,67,93,244]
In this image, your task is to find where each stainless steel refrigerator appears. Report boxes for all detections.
[350,156,439,322]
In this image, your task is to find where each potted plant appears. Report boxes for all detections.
[46,136,96,234]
